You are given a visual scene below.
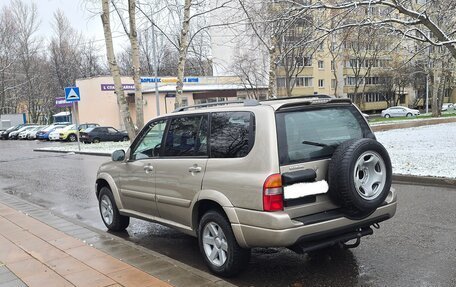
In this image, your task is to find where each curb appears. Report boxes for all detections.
[393,174,456,188]
[0,192,235,287]
[33,148,111,157]
[371,117,456,132]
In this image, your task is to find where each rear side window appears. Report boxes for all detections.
[276,106,369,165]
[164,115,208,157]
[210,112,254,158]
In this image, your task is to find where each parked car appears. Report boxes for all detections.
[442,103,454,111]
[381,106,420,118]
[48,127,66,141]
[95,97,397,276]
[1,124,33,140]
[8,125,38,140]
[26,126,45,140]
[80,126,128,143]
[59,123,99,142]
[36,124,69,140]
[19,126,43,140]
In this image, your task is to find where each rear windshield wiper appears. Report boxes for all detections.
[301,140,330,147]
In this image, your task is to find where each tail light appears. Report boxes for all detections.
[263,173,283,211]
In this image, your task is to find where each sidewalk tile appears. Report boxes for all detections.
[84,255,130,274]
[64,268,115,287]
[48,236,85,251]
[46,256,88,276]
[0,236,30,264]
[66,245,108,262]
[108,267,171,287]
[7,258,72,287]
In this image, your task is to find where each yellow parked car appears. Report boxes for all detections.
[59,123,99,142]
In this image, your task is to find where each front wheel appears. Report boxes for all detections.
[68,134,77,142]
[384,114,391,118]
[98,187,129,231]
[93,138,100,143]
[122,136,129,142]
[406,113,412,117]
[198,211,250,277]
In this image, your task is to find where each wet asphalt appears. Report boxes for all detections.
[1,140,456,287]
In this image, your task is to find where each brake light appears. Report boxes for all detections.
[263,173,283,211]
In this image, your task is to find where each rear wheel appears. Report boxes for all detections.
[198,210,250,277]
[98,187,129,231]
[384,114,390,118]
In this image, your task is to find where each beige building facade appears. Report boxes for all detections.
[75,76,266,129]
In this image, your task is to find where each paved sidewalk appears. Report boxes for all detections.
[0,193,234,287]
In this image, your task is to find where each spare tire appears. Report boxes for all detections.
[328,138,392,217]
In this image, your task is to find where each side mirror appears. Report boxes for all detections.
[112,149,125,162]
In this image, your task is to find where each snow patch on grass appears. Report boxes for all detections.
[376,122,456,179]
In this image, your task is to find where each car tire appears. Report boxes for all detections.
[328,138,392,217]
[122,136,129,142]
[68,134,77,142]
[93,138,100,143]
[98,187,130,231]
[384,114,390,118]
[198,210,250,277]
[406,113,412,117]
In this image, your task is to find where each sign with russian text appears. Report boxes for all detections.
[55,97,72,108]
[100,84,135,91]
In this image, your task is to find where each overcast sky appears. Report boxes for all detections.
[3,0,128,51]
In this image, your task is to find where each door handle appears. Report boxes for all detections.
[188,165,202,173]
[144,164,154,173]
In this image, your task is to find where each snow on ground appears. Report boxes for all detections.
[35,123,456,179]
[35,141,129,154]
[376,122,456,179]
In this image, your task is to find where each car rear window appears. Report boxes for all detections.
[276,106,370,165]
[84,127,95,133]
[209,112,254,158]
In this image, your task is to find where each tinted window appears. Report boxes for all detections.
[132,120,167,160]
[210,112,254,158]
[276,106,369,165]
[84,127,95,133]
[107,127,118,134]
[164,116,208,157]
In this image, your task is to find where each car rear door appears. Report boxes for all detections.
[153,114,208,227]
[117,119,167,216]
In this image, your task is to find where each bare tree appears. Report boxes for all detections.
[101,0,136,140]
[175,0,191,108]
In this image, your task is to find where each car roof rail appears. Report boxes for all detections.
[262,94,332,102]
[173,99,260,113]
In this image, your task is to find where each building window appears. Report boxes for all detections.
[296,77,313,87]
[331,60,335,71]
[331,79,336,89]
[318,79,324,88]
[318,60,324,69]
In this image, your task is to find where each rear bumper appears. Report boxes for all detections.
[231,193,397,248]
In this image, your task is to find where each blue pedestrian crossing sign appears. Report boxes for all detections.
[64,87,80,102]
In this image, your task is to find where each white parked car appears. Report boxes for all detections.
[48,127,65,141]
[442,103,454,111]
[381,106,420,118]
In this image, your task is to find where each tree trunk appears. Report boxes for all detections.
[268,35,279,99]
[101,0,136,141]
[431,71,441,117]
[175,0,191,109]
[128,0,144,130]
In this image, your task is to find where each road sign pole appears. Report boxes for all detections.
[73,102,81,151]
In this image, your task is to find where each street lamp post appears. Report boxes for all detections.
[425,73,429,114]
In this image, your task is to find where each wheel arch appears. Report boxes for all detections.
[95,173,124,209]
[191,189,247,247]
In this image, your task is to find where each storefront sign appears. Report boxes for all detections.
[141,77,199,83]
[55,97,72,108]
[100,84,135,91]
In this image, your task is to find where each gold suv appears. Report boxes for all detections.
[95,97,397,276]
